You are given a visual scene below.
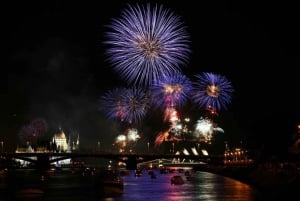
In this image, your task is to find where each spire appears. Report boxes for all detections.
[76,134,79,146]
[67,133,72,153]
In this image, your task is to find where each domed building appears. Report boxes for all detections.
[53,130,68,152]
[51,127,80,166]
[52,128,79,153]
[15,126,80,167]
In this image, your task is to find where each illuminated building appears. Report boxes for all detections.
[15,127,80,167]
[52,128,80,153]
[52,130,68,152]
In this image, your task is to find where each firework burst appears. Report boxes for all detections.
[18,125,38,146]
[99,87,150,124]
[18,118,48,146]
[104,3,191,86]
[31,118,48,137]
[99,88,127,122]
[150,72,192,109]
[191,72,234,112]
[193,117,224,143]
[122,87,150,124]
[114,128,141,153]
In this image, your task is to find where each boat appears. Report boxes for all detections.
[171,175,185,185]
[135,169,142,177]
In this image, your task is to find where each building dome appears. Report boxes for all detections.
[55,131,66,139]
[53,130,68,152]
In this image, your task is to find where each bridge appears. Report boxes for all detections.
[0,152,224,170]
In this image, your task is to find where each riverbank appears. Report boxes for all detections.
[194,162,300,200]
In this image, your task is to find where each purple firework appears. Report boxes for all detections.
[18,124,38,146]
[191,72,234,112]
[122,87,150,124]
[104,3,191,87]
[150,71,192,109]
[99,88,127,122]
[30,118,48,137]
[99,87,150,124]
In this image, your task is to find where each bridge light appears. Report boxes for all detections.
[97,141,100,151]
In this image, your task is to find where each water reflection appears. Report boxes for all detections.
[113,170,259,201]
[191,173,256,201]
[1,169,261,201]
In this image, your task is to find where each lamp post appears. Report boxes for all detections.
[224,141,228,152]
[97,141,101,151]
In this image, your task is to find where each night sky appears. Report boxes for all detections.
[1,1,300,155]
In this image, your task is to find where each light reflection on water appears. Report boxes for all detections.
[112,170,259,201]
[0,169,261,201]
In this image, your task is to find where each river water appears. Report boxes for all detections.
[116,170,260,201]
[0,168,269,201]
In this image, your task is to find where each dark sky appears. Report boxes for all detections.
[1,1,300,154]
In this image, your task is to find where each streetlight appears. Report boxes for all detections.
[97,141,101,151]
[224,141,229,152]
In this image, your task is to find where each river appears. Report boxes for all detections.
[0,168,288,201]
